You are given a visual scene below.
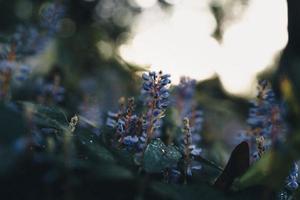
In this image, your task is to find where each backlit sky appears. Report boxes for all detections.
[119,0,288,96]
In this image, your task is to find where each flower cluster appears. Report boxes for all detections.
[285,162,299,191]
[105,71,172,153]
[0,2,66,102]
[141,71,171,143]
[40,2,65,34]
[0,51,31,100]
[255,136,265,159]
[188,110,204,143]
[38,74,65,104]
[12,25,46,56]
[176,77,197,118]
[182,118,202,183]
[175,77,204,143]
[102,71,206,182]
[239,80,286,161]
[0,61,14,100]
[279,162,299,200]
[247,81,279,136]
[106,97,144,150]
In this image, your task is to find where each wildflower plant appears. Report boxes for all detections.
[175,77,204,144]
[182,117,202,183]
[183,117,192,183]
[12,25,46,56]
[0,1,66,102]
[0,47,32,100]
[278,162,299,200]
[40,2,65,35]
[106,97,142,150]
[239,80,286,161]
[141,71,171,144]
[0,61,14,100]
[42,75,65,104]
[286,162,299,191]
[239,80,299,199]
[176,77,197,118]
[255,135,265,159]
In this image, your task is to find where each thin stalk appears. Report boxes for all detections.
[183,117,191,184]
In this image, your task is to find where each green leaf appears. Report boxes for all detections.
[231,150,292,191]
[194,155,223,172]
[0,102,27,144]
[96,164,134,180]
[87,143,116,163]
[74,126,116,163]
[143,139,181,173]
[150,182,234,200]
[21,102,68,131]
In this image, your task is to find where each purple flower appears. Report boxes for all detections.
[123,135,139,146]
[106,97,144,149]
[40,3,65,34]
[238,80,287,162]
[43,83,65,103]
[141,71,171,144]
[285,162,299,191]
[182,118,202,183]
[175,77,204,143]
[12,25,47,55]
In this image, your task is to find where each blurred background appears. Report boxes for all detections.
[0,0,291,168]
[120,0,288,96]
[2,0,300,199]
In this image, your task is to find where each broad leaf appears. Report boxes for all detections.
[21,102,68,131]
[143,139,181,173]
[214,141,250,191]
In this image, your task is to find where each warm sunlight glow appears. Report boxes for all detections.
[119,0,288,96]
